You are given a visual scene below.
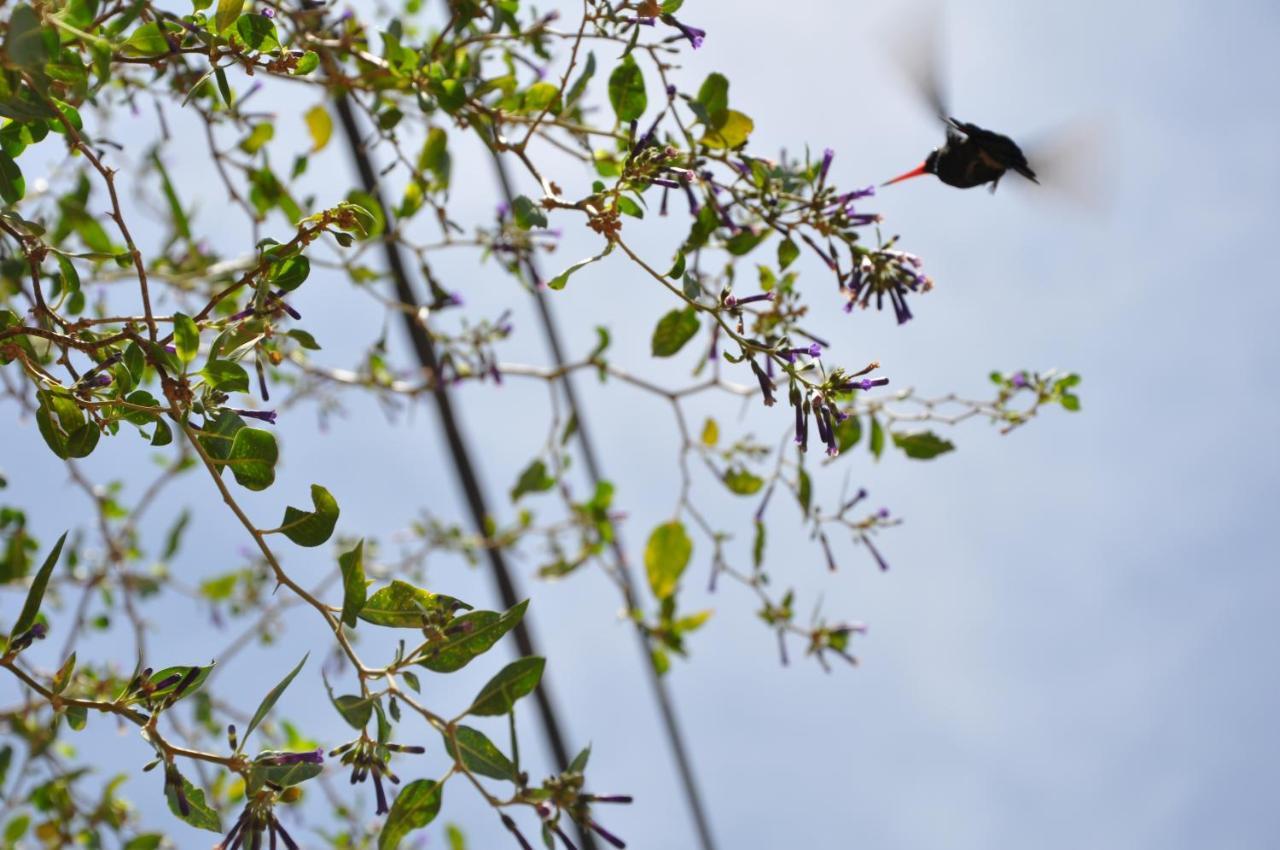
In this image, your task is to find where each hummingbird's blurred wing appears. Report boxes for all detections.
[1015,118,1113,211]
[889,4,951,123]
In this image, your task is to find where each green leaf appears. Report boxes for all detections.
[241,653,307,747]
[644,521,691,600]
[200,360,249,393]
[510,194,546,230]
[379,779,443,850]
[293,50,319,75]
[650,308,699,357]
[416,600,528,674]
[36,391,98,459]
[607,54,646,122]
[414,601,524,675]
[9,531,65,642]
[305,104,332,151]
[723,467,764,495]
[510,459,555,502]
[835,414,861,453]
[338,540,367,629]
[468,657,545,716]
[442,726,516,780]
[701,417,718,446]
[694,72,729,121]
[778,237,800,270]
[0,151,24,205]
[752,519,766,568]
[891,431,956,460]
[286,329,321,350]
[64,704,87,730]
[5,5,52,70]
[799,474,818,525]
[248,754,323,791]
[164,769,221,832]
[173,312,198,365]
[234,13,278,51]
[270,255,310,292]
[359,580,471,629]
[700,109,754,149]
[52,652,75,693]
[568,744,591,774]
[726,229,767,256]
[214,0,243,32]
[523,81,560,113]
[667,251,686,280]
[124,835,163,850]
[121,22,170,57]
[865,417,885,460]
[226,427,277,491]
[323,672,373,728]
[546,243,612,290]
[279,484,339,547]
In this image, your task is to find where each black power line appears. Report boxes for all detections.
[488,148,719,850]
[331,93,598,850]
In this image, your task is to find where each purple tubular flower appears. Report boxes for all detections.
[664,15,706,48]
[749,360,776,407]
[501,814,536,850]
[819,148,834,182]
[861,533,890,572]
[794,396,806,446]
[588,819,627,849]
[372,770,388,815]
[650,177,682,190]
[846,376,889,392]
[151,673,183,693]
[724,291,773,309]
[819,531,839,572]
[550,824,580,850]
[585,794,634,804]
[234,408,278,425]
[260,748,324,766]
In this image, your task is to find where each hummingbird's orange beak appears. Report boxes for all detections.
[881,162,929,186]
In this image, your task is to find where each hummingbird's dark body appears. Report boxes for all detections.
[885,118,1038,191]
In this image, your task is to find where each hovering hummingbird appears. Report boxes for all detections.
[881,11,1040,193]
[882,117,1038,191]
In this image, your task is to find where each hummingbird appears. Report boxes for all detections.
[882,117,1038,191]
[881,11,1041,193]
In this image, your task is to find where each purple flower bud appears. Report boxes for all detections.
[1011,372,1027,388]
[92,373,113,386]
[163,344,176,355]
[877,507,890,520]
[233,408,278,425]
[819,148,834,182]
[260,6,274,16]
[665,83,677,97]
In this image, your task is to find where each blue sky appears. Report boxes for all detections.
[4,0,1280,847]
